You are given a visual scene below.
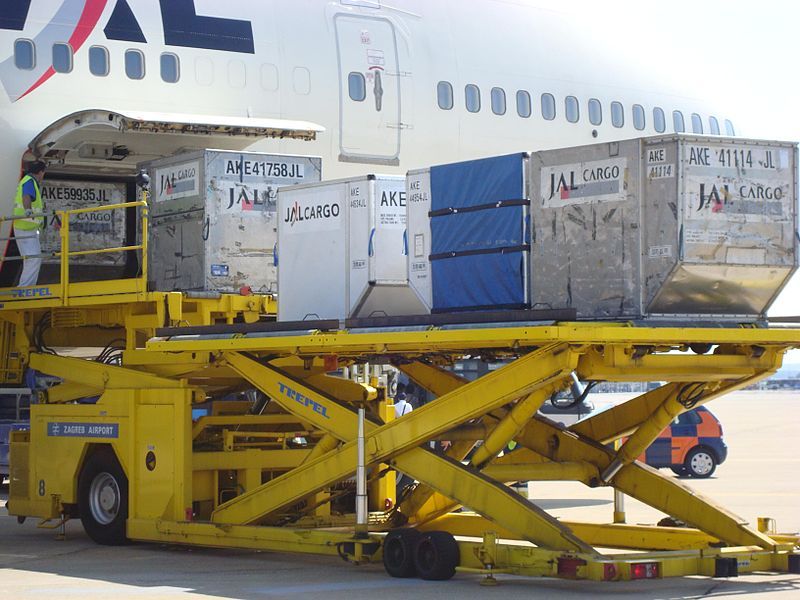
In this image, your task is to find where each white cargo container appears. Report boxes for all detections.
[529,135,798,320]
[142,150,321,293]
[277,175,423,321]
[407,153,531,313]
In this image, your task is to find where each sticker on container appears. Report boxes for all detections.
[647,147,667,163]
[411,261,427,272]
[155,161,200,203]
[647,164,674,179]
[648,245,673,258]
[352,259,367,270]
[211,264,230,277]
[541,158,627,207]
[414,234,425,258]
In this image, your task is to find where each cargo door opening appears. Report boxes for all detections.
[335,14,402,165]
[0,110,322,288]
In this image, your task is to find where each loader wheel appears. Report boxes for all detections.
[413,531,459,580]
[383,528,422,578]
[78,448,129,545]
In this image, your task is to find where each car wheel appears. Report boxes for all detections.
[78,448,129,545]
[684,447,716,478]
[670,466,688,477]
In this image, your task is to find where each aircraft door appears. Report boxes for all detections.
[335,14,401,166]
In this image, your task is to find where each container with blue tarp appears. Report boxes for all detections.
[407,153,530,313]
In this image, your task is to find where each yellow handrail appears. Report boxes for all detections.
[55,199,149,299]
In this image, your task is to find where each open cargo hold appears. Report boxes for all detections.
[407,153,530,313]
[143,150,322,294]
[529,135,798,320]
[277,175,424,321]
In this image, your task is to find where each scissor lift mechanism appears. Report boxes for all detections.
[5,294,800,582]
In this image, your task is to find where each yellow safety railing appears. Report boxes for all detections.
[56,200,148,303]
[0,199,148,302]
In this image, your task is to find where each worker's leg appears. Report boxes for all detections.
[15,229,42,287]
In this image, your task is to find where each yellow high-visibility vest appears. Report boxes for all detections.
[13,175,44,231]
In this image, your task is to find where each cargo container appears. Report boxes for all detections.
[277,175,423,321]
[529,135,797,320]
[143,150,321,294]
[406,153,530,313]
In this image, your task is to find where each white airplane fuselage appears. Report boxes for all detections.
[0,0,731,215]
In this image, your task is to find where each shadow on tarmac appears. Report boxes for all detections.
[1,486,800,600]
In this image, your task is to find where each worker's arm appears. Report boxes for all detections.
[22,194,33,211]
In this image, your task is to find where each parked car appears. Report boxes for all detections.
[638,406,727,478]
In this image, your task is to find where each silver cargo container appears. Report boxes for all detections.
[529,135,798,320]
[40,180,128,267]
[277,175,424,322]
[143,150,321,293]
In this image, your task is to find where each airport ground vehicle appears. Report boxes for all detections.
[3,135,800,585]
[641,406,726,478]
[2,219,799,582]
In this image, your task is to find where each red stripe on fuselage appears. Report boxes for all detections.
[18,0,109,101]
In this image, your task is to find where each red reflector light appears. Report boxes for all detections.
[631,562,660,579]
[557,557,587,577]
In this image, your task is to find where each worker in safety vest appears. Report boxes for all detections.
[13,161,46,287]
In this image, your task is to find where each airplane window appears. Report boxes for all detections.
[611,101,624,128]
[565,96,579,123]
[653,107,666,133]
[691,113,703,134]
[125,49,145,80]
[160,53,180,83]
[724,119,736,136]
[348,72,366,101]
[465,84,481,113]
[14,39,35,70]
[588,98,602,126]
[294,67,311,95]
[260,64,279,91]
[491,87,506,115]
[52,43,73,74]
[672,110,685,133]
[632,104,645,130]
[89,46,109,77]
[437,81,453,110]
[516,90,531,118]
[541,93,556,120]
[709,116,720,135]
[229,60,247,89]
[195,57,214,86]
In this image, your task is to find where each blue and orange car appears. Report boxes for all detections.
[638,406,727,478]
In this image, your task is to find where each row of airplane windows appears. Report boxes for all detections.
[431,81,736,136]
[15,39,178,82]
[12,39,298,91]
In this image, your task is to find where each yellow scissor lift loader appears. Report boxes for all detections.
[2,201,800,583]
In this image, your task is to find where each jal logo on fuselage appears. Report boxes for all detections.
[1,1,254,54]
[1,1,254,102]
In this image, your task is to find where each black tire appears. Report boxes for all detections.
[671,466,688,477]
[383,528,422,578]
[684,447,717,479]
[413,531,459,581]
[78,448,129,545]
